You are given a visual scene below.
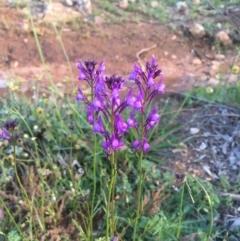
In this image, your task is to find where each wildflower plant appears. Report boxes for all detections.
[76,56,165,240]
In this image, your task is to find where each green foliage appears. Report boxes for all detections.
[7,230,21,241]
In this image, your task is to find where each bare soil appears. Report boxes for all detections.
[0,2,238,94]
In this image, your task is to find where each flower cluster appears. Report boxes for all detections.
[76,56,165,154]
[0,120,19,144]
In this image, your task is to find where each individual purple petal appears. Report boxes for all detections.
[126,112,138,128]
[76,87,86,101]
[142,138,150,152]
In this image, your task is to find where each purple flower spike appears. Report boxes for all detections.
[142,138,150,152]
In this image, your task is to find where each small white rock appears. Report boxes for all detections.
[176,1,188,13]
[171,55,177,59]
[189,23,205,38]
[190,128,200,134]
[215,54,225,61]
[119,0,128,9]
[215,31,232,46]
[193,0,200,5]
[192,58,202,65]
[151,1,158,8]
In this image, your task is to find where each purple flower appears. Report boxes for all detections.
[147,72,154,87]
[133,140,141,151]
[76,87,86,102]
[134,62,144,76]
[87,107,94,124]
[84,60,97,74]
[4,120,18,132]
[156,75,165,94]
[115,114,128,134]
[142,138,150,152]
[0,120,19,143]
[93,116,105,134]
[102,138,111,154]
[77,61,88,81]
[133,138,150,152]
[145,107,160,131]
[111,133,124,150]
[125,88,136,107]
[95,74,106,93]
[133,92,144,112]
[105,75,125,90]
[0,129,10,141]
[126,112,138,129]
[92,92,105,111]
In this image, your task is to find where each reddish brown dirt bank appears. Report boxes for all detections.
[0,5,237,93]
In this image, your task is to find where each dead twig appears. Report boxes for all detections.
[136,44,157,70]
[218,192,240,201]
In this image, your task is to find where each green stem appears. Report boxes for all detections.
[12,141,36,239]
[90,135,98,241]
[106,151,116,240]
[177,178,185,239]
[194,177,213,240]
[133,151,143,241]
